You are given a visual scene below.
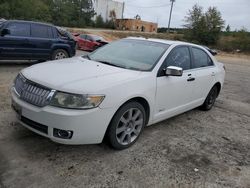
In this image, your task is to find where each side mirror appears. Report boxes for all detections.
[1,28,10,36]
[165,66,183,76]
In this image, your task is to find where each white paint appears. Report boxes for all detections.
[11,38,225,145]
[93,0,124,21]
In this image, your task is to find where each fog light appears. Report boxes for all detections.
[53,128,73,139]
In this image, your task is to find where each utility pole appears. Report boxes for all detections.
[122,2,125,19]
[167,0,175,33]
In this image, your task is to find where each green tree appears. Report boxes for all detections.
[226,24,231,32]
[0,0,51,22]
[184,4,224,45]
[95,15,104,28]
[0,0,95,27]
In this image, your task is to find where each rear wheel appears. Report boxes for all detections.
[107,102,146,150]
[200,86,218,111]
[52,49,69,60]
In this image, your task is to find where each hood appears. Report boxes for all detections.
[21,57,141,93]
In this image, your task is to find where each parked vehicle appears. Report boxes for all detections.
[0,20,76,61]
[73,33,108,51]
[11,38,225,150]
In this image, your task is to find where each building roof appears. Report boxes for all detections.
[116,18,157,25]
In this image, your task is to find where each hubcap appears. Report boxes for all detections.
[116,108,143,145]
[55,52,66,60]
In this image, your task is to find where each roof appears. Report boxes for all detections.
[126,37,201,47]
[116,18,157,25]
[4,20,54,27]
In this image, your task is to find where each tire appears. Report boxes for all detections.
[107,101,146,150]
[200,86,218,111]
[51,49,69,60]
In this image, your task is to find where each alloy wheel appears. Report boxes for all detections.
[55,52,66,60]
[116,108,144,145]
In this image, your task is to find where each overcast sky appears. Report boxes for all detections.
[117,0,250,30]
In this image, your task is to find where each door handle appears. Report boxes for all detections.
[187,77,195,82]
[211,72,215,76]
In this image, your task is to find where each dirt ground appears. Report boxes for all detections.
[0,53,250,188]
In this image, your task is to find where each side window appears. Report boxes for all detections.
[192,47,214,68]
[80,34,86,39]
[31,24,53,38]
[6,22,30,37]
[165,46,191,70]
[86,35,93,41]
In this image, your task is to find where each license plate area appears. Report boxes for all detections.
[11,100,22,119]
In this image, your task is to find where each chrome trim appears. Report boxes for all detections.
[12,86,20,97]
[14,73,55,107]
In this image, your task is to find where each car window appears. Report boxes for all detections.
[192,47,214,68]
[86,35,93,41]
[164,46,191,70]
[80,34,86,39]
[31,24,53,38]
[56,27,74,40]
[89,39,169,71]
[6,22,30,37]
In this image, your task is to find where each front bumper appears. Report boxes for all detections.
[11,89,114,145]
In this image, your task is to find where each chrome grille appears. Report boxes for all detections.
[14,74,52,107]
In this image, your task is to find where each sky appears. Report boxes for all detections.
[117,0,250,30]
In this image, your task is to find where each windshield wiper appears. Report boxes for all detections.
[95,60,126,69]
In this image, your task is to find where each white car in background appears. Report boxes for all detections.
[11,38,225,150]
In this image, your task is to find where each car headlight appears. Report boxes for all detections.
[50,92,105,109]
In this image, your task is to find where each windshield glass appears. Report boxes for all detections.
[88,39,169,71]
[56,27,74,40]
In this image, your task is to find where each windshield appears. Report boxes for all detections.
[88,39,169,71]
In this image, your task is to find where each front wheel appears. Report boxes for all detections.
[200,86,218,111]
[52,49,69,60]
[107,102,146,150]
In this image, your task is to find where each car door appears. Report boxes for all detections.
[0,22,31,59]
[190,47,217,101]
[29,23,54,60]
[155,46,196,122]
[85,35,95,50]
[78,34,87,50]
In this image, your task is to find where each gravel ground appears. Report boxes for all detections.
[0,53,250,188]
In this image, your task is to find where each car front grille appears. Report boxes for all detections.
[14,74,53,107]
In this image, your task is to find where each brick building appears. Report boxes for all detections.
[115,19,158,33]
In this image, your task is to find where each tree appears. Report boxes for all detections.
[95,15,105,28]
[0,0,95,27]
[226,24,231,32]
[0,0,51,22]
[184,4,225,45]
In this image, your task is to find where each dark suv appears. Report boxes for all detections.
[0,20,76,61]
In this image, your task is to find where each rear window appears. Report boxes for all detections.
[6,22,30,37]
[56,27,74,40]
[31,24,53,38]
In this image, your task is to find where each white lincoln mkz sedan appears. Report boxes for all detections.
[11,38,225,149]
